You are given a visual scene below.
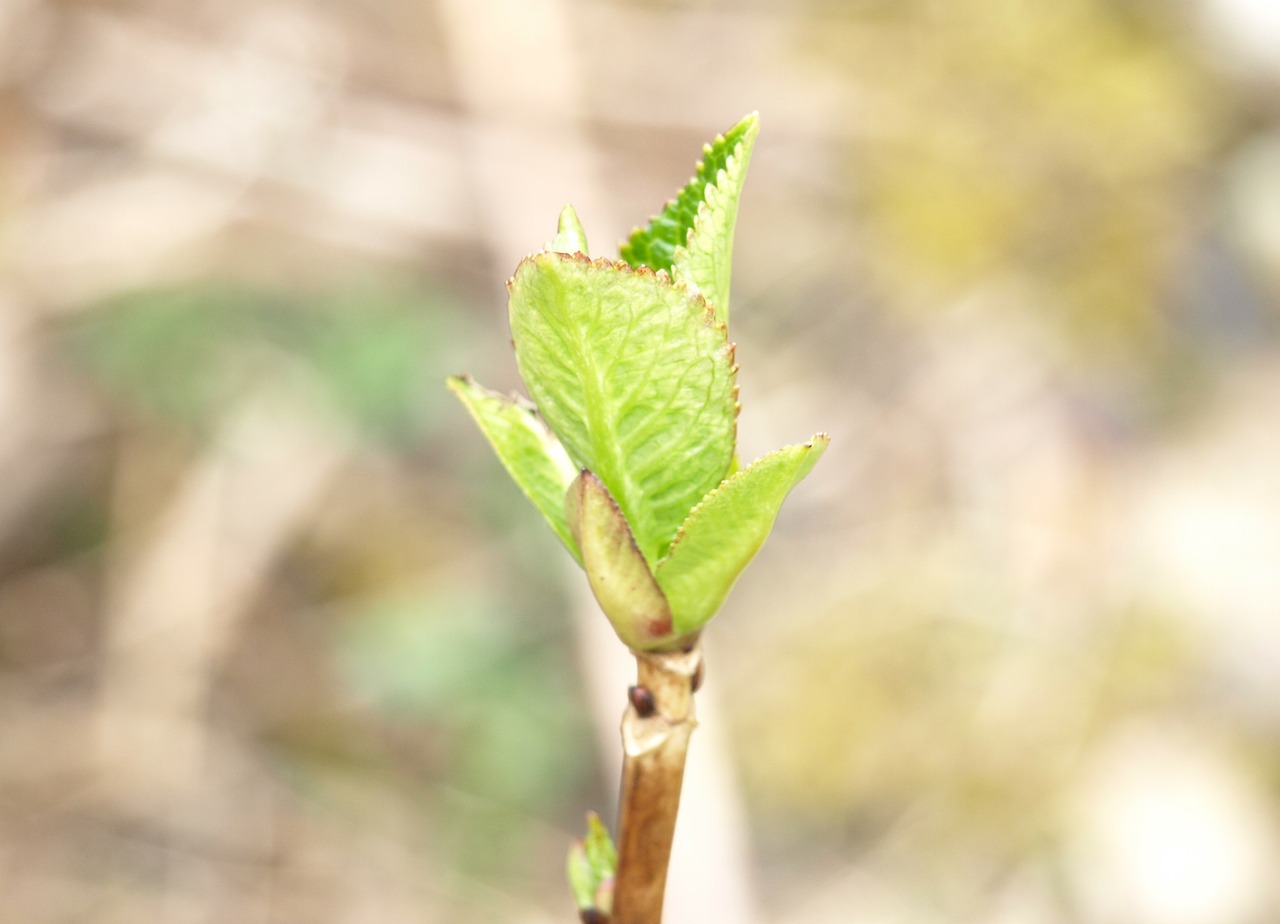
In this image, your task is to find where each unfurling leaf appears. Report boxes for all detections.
[671,124,756,324]
[446,375,580,562]
[622,112,757,305]
[567,469,675,650]
[658,435,829,634]
[584,811,617,885]
[567,811,616,914]
[548,204,590,256]
[567,840,595,911]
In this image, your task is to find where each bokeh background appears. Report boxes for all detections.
[2,0,1280,922]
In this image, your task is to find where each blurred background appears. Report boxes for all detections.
[2,0,1279,922]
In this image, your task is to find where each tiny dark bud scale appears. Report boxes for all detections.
[628,684,656,718]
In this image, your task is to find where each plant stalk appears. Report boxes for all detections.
[610,644,703,924]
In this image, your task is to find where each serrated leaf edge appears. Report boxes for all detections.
[620,113,759,277]
[507,250,712,311]
[655,433,828,634]
[670,125,757,323]
[662,432,830,559]
[505,250,742,453]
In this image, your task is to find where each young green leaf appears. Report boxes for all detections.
[509,252,737,565]
[620,113,758,314]
[446,375,581,563]
[656,435,829,634]
[567,812,617,914]
[567,839,596,911]
[583,811,617,886]
[566,470,676,650]
[671,118,757,325]
[548,204,590,256]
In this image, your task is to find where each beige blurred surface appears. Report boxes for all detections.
[1,1,1279,922]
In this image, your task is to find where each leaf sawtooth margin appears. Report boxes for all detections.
[671,117,757,326]
[656,434,830,635]
[620,113,759,292]
[446,375,581,563]
[508,251,738,567]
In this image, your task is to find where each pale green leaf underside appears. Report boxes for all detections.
[566,470,674,650]
[657,434,829,634]
[620,113,759,302]
[446,375,580,563]
[566,841,596,911]
[547,203,589,256]
[671,119,756,325]
[509,252,737,565]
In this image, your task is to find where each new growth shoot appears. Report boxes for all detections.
[449,113,827,924]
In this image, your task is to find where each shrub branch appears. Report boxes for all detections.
[611,645,703,924]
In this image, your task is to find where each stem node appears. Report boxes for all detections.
[611,645,703,924]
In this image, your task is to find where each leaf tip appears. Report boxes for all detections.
[446,373,488,402]
[548,204,591,256]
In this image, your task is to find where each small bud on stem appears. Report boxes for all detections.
[628,685,657,717]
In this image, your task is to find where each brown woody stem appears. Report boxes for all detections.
[610,645,702,924]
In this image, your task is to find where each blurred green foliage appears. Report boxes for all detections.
[801,0,1219,353]
[336,589,591,804]
[64,279,469,443]
[253,582,594,881]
